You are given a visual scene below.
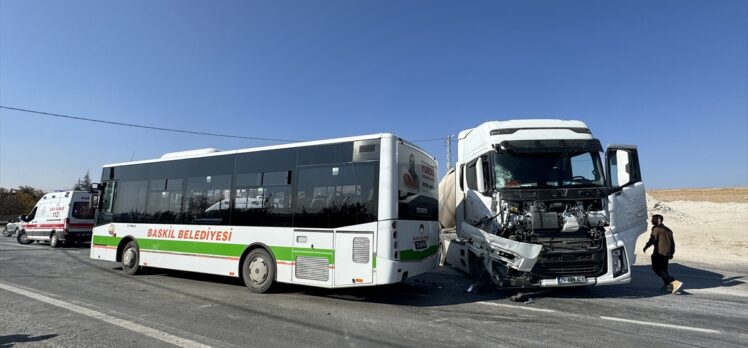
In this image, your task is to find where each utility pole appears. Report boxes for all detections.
[446,135,453,171]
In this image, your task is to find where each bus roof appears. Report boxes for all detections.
[102,133,431,168]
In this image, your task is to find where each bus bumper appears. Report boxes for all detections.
[375,254,439,285]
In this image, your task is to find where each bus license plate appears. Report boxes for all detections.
[414,240,427,250]
[558,276,587,285]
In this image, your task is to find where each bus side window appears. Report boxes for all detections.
[186,175,231,225]
[294,163,378,228]
[101,181,116,213]
[145,178,183,224]
[232,171,293,227]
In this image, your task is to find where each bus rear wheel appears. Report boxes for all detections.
[242,248,275,293]
[122,241,141,275]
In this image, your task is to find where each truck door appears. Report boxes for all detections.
[606,145,647,265]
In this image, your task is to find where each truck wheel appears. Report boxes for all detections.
[242,248,275,293]
[17,231,33,245]
[50,232,60,248]
[121,241,141,275]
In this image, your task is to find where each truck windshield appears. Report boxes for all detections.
[493,151,604,189]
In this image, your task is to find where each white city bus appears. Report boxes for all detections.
[90,134,439,293]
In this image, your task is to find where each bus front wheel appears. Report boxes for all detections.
[242,248,275,293]
[122,241,141,275]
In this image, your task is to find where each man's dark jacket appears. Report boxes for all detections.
[646,224,675,257]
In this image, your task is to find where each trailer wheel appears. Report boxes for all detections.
[50,232,60,248]
[17,230,33,245]
[242,248,275,293]
[121,241,141,275]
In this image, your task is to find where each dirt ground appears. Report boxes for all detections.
[648,187,748,203]
[635,188,748,266]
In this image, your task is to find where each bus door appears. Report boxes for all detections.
[292,229,334,286]
[334,230,374,286]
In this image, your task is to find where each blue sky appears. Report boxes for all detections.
[1,0,746,191]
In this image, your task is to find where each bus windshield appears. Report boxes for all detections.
[493,151,604,189]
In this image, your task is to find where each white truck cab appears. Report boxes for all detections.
[440,119,647,289]
[17,191,95,247]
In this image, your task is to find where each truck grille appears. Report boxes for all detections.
[533,249,606,277]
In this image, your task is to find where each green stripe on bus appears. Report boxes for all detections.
[93,235,334,263]
[92,235,121,247]
[139,239,246,258]
[400,245,438,261]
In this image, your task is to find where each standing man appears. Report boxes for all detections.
[643,214,683,294]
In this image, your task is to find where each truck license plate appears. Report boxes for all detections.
[558,276,587,285]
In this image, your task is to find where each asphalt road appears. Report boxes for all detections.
[1,239,746,348]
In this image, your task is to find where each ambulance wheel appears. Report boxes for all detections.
[50,232,60,248]
[17,231,33,245]
[242,248,275,293]
[122,241,141,275]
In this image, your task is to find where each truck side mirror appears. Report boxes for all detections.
[606,146,642,189]
[476,157,487,194]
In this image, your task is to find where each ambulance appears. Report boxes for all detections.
[17,191,95,247]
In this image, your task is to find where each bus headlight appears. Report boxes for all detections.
[612,247,628,277]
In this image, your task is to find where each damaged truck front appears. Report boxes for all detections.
[440,120,647,289]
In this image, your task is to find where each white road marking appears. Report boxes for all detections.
[600,316,721,334]
[477,301,557,313]
[0,282,212,348]
[479,301,722,334]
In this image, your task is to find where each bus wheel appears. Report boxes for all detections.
[242,249,275,293]
[122,241,141,275]
[17,231,33,245]
[50,232,60,248]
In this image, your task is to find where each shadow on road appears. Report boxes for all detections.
[0,334,58,348]
[272,262,748,305]
[56,242,746,307]
[526,263,746,300]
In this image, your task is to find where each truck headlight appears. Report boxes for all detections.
[611,247,628,277]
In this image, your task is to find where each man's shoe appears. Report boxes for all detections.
[671,280,683,294]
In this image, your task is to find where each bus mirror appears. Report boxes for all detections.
[90,194,101,210]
